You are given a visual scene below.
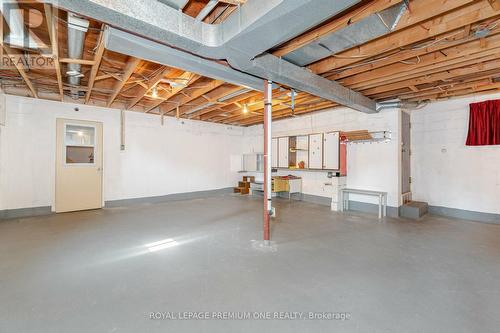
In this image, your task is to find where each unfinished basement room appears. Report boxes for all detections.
[1,0,500,332]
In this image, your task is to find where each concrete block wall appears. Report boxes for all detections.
[0,95,246,212]
[411,93,500,216]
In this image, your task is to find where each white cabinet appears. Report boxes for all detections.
[244,154,257,172]
[309,134,323,169]
[271,138,278,168]
[278,137,289,168]
[242,153,263,172]
[323,132,340,170]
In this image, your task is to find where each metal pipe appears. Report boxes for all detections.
[263,80,272,243]
[376,100,422,111]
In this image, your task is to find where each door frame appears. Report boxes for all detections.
[54,118,104,213]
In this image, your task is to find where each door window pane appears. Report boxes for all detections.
[66,146,95,164]
[65,125,95,146]
[64,124,96,164]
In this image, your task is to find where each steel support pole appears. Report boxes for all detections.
[263,80,272,242]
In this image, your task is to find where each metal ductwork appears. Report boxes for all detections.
[376,100,424,112]
[155,0,189,10]
[48,0,379,113]
[66,13,89,99]
[283,2,408,66]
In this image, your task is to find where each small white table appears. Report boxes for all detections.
[340,188,387,219]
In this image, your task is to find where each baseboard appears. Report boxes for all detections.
[104,187,234,207]
[0,206,53,220]
[254,192,332,206]
[428,205,500,224]
[300,193,332,206]
[1,188,234,220]
[347,200,399,218]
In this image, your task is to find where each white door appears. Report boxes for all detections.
[271,138,278,168]
[309,133,323,169]
[55,119,103,213]
[278,137,289,168]
[324,132,340,170]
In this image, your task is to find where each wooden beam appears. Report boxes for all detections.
[95,74,113,81]
[239,99,336,126]
[149,77,220,114]
[85,28,106,104]
[327,28,479,81]
[2,45,38,98]
[222,92,311,124]
[127,66,170,109]
[180,85,242,117]
[488,0,500,11]
[44,4,63,101]
[59,58,96,66]
[361,57,500,96]
[272,0,403,57]
[309,1,499,74]
[106,57,141,107]
[196,91,259,120]
[340,37,500,90]
[144,71,198,113]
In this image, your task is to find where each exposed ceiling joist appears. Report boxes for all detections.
[273,0,403,57]
[2,45,38,98]
[44,3,63,101]
[309,0,500,74]
[127,66,171,109]
[107,57,141,107]
[85,28,106,103]
[144,70,199,113]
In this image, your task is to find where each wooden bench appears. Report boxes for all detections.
[340,188,387,219]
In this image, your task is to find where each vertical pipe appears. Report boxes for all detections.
[263,80,272,242]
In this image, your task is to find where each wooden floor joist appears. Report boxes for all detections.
[2,45,38,98]
[2,0,500,125]
[85,28,106,104]
[309,1,500,74]
[106,57,141,107]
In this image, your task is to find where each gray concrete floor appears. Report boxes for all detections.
[1,195,500,333]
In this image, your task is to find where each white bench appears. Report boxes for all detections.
[340,188,387,219]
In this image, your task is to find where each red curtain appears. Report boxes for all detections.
[466,99,500,146]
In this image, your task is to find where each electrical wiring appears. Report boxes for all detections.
[322,23,498,76]
[399,55,421,65]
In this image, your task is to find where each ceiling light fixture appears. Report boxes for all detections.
[151,86,158,98]
[243,103,249,114]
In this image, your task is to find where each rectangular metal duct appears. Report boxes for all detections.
[103,26,263,91]
[156,0,189,10]
[283,3,408,66]
[49,0,379,113]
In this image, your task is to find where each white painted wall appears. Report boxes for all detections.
[0,95,245,211]
[243,106,402,207]
[411,93,500,214]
